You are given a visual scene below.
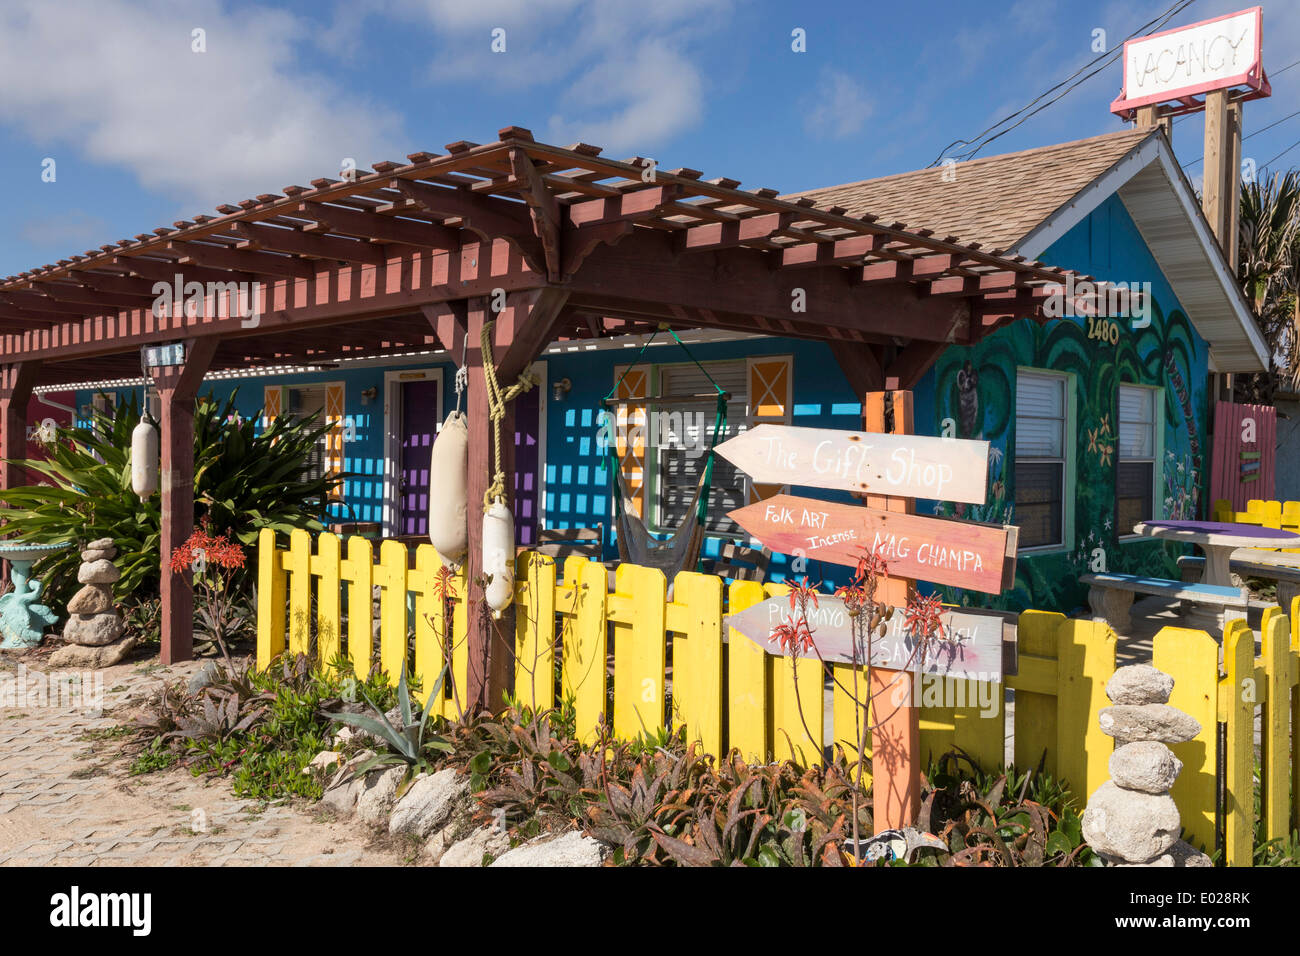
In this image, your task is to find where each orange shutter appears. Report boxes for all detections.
[614,367,650,518]
[746,356,793,503]
[262,385,282,427]
[324,383,345,481]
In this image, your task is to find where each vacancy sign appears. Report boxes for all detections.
[1111,7,1268,117]
[716,424,989,504]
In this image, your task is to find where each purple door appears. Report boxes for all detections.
[399,380,441,536]
[513,384,541,546]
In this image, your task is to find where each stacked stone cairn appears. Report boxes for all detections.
[49,538,136,668]
[1081,663,1212,867]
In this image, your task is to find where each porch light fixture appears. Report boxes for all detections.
[552,377,572,402]
[360,386,378,405]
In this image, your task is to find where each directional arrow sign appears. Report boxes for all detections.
[716,424,989,504]
[729,493,1017,594]
[726,595,1004,681]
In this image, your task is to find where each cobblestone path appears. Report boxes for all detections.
[0,648,408,867]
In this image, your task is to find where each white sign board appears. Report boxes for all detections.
[1111,7,1266,116]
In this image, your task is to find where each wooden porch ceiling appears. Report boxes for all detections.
[3,124,1111,390]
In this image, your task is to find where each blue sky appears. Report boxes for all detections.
[3,0,1298,278]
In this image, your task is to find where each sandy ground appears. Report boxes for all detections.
[0,644,412,866]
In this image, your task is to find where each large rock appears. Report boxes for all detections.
[63,613,124,647]
[67,585,114,615]
[439,825,512,867]
[1106,664,1174,705]
[77,560,121,585]
[48,635,137,669]
[187,660,221,696]
[1109,741,1183,794]
[320,774,363,814]
[1081,781,1181,863]
[1111,841,1213,868]
[355,766,406,825]
[388,768,469,838]
[1098,704,1200,744]
[489,830,610,868]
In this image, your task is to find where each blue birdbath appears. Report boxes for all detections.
[0,542,72,649]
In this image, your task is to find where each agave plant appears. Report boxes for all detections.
[328,664,453,779]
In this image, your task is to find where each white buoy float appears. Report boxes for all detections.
[427,410,469,565]
[482,496,515,617]
[130,418,159,498]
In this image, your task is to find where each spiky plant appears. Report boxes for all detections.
[328,664,453,780]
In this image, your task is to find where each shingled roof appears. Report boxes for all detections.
[783,127,1154,254]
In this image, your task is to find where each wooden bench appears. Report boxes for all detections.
[1179,551,1300,607]
[1081,572,1247,632]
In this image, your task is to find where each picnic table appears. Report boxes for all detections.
[1134,520,1300,631]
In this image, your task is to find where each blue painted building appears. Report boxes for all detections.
[63,127,1266,612]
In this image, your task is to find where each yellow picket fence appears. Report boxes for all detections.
[256,529,1300,864]
[1213,497,1300,552]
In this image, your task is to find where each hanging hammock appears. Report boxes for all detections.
[602,327,728,579]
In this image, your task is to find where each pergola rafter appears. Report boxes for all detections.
[0,123,1120,706]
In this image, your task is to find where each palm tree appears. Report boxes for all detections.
[1235,170,1300,402]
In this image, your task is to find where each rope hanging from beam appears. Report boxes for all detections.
[479,317,536,511]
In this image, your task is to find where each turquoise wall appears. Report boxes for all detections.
[913,194,1209,613]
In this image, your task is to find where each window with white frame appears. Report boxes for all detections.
[1015,370,1069,550]
[1117,384,1157,534]
[653,361,748,536]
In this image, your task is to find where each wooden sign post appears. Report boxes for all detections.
[863,391,919,833]
[723,396,1017,832]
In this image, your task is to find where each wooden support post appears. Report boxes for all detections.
[864,390,920,831]
[0,361,41,494]
[464,298,516,713]
[1226,100,1242,273]
[1203,89,1232,253]
[148,338,217,666]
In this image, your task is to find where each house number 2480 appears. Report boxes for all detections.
[1087,316,1120,345]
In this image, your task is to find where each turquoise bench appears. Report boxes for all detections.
[1080,571,1247,632]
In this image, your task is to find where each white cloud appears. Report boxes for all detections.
[404,0,731,151]
[804,69,873,141]
[0,0,405,211]
[19,210,109,247]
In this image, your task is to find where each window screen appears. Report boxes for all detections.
[1118,385,1156,533]
[1014,372,1067,549]
[655,362,748,536]
[287,385,328,483]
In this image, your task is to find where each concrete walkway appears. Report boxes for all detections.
[0,647,409,867]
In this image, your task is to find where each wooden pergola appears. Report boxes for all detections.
[0,125,1106,709]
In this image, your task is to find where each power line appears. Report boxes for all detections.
[1183,107,1300,169]
[929,0,1198,167]
[1262,135,1300,170]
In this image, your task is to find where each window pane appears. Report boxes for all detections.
[1015,461,1063,548]
[1016,416,1063,458]
[1118,386,1155,460]
[1016,374,1064,458]
[655,362,747,535]
[1117,461,1154,532]
[1017,375,1064,419]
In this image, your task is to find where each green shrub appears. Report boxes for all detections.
[0,390,343,606]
